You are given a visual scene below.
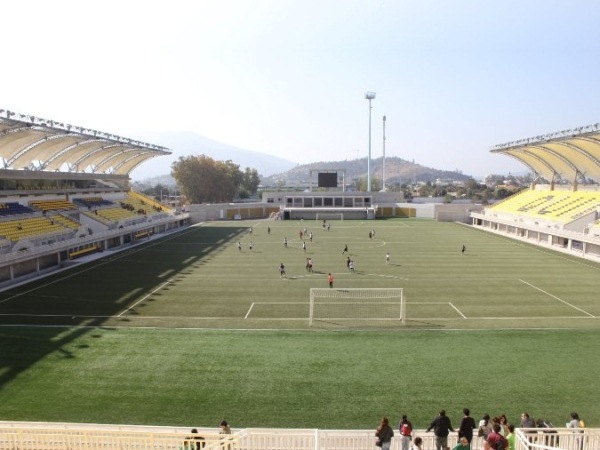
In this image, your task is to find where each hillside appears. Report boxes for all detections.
[261,156,472,188]
[132,156,473,191]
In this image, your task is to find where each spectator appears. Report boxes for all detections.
[505,424,515,450]
[184,429,205,450]
[520,413,535,428]
[410,437,423,450]
[536,419,558,447]
[453,436,470,450]
[219,420,231,434]
[375,417,394,450]
[566,412,583,450]
[498,415,509,436]
[427,409,455,450]
[486,424,508,450]
[478,414,493,440]
[459,408,476,443]
[398,414,413,450]
[566,411,581,429]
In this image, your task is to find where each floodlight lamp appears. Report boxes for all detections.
[365,91,376,100]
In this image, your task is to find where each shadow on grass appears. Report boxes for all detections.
[0,225,249,390]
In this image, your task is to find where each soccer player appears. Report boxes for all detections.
[342,244,348,255]
[386,252,390,264]
[328,273,334,288]
[237,241,242,252]
[249,241,253,251]
[279,263,286,278]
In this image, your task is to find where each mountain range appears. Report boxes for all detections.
[130,131,296,181]
[130,131,473,188]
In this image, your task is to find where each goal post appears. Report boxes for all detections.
[309,288,405,326]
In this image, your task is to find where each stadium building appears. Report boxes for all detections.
[472,122,600,262]
[0,109,189,288]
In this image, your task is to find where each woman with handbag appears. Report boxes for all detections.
[376,417,394,450]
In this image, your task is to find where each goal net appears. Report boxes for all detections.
[309,288,405,326]
[315,212,343,221]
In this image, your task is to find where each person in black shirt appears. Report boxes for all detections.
[427,409,455,450]
[459,407,476,443]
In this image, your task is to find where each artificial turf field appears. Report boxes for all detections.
[0,218,598,429]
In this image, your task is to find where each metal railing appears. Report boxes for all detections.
[1,423,598,450]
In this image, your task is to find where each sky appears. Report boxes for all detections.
[2,0,600,179]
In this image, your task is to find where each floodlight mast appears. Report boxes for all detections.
[365,91,376,192]
[382,115,386,192]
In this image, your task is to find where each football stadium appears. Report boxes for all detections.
[0,109,599,449]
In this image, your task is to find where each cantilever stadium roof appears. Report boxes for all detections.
[491,122,600,184]
[0,109,171,176]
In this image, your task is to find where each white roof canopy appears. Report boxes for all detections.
[0,109,171,176]
[491,123,600,184]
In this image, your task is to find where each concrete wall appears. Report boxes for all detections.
[185,201,482,223]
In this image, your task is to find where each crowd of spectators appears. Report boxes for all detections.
[374,409,585,450]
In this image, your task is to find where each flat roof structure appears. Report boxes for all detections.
[0,109,171,176]
[491,122,600,185]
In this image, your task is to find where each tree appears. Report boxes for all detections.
[352,177,381,192]
[171,155,261,204]
[241,167,261,195]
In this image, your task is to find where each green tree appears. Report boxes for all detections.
[241,167,261,195]
[171,155,261,203]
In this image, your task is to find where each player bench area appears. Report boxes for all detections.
[68,244,101,259]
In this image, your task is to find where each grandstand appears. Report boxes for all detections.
[0,109,189,287]
[471,122,600,262]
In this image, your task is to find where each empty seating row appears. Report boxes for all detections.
[73,197,115,209]
[489,189,600,223]
[0,202,35,216]
[128,191,172,213]
[29,199,77,212]
[0,217,72,242]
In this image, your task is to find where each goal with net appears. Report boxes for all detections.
[309,288,405,326]
[315,212,344,222]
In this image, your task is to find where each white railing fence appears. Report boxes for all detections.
[0,422,598,450]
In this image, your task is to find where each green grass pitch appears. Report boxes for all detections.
[0,219,598,429]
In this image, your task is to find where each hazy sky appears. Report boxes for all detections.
[2,0,600,178]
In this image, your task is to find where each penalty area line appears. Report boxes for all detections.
[117,279,173,317]
[245,302,255,319]
[519,279,595,317]
[449,302,467,319]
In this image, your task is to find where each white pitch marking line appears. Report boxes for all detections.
[245,302,256,319]
[519,279,595,317]
[117,280,173,317]
[449,302,467,319]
